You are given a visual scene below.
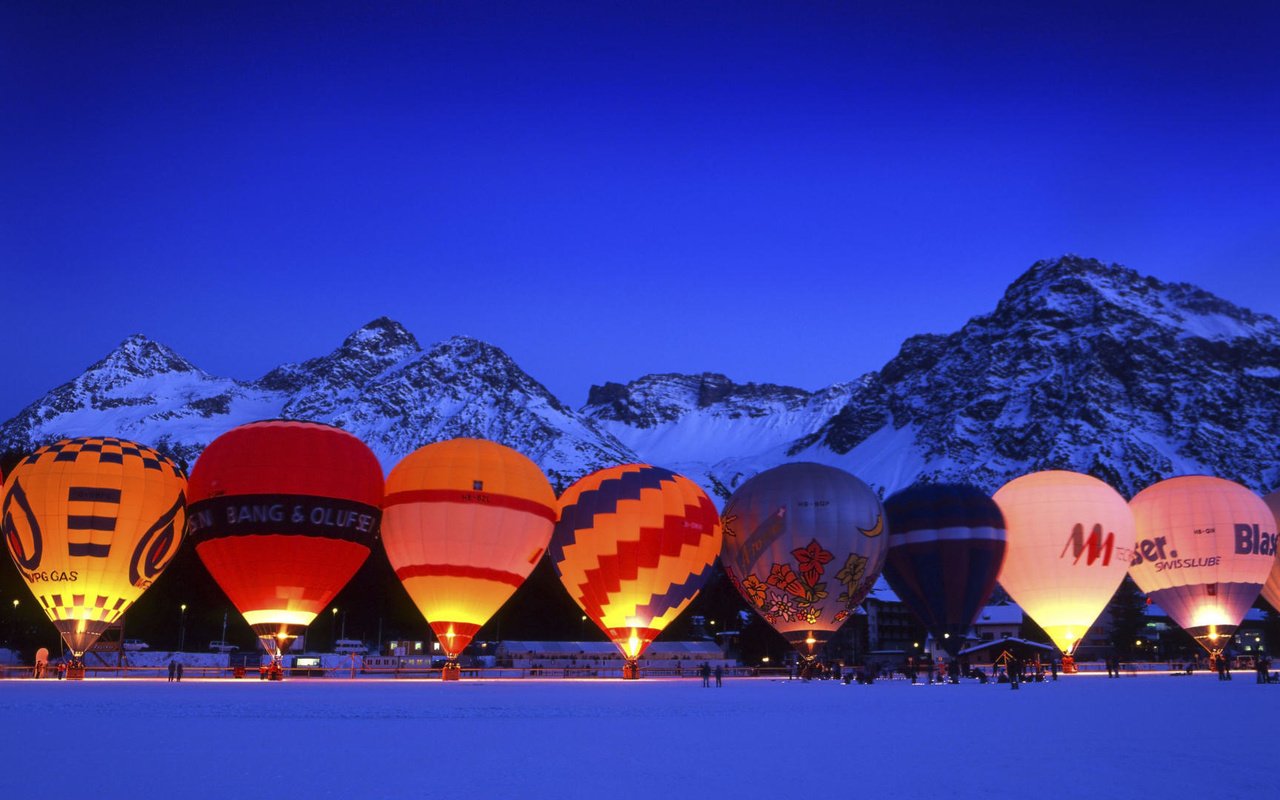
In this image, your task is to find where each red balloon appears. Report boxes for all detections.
[186,420,384,654]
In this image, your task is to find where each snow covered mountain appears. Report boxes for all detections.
[583,373,863,497]
[585,256,1280,498]
[0,318,633,488]
[4,257,1278,499]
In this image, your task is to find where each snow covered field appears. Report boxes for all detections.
[0,674,1272,798]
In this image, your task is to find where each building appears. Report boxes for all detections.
[495,640,731,672]
[922,603,1023,657]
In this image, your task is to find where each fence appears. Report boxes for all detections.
[4,661,1248,681]
[0,663,793,681]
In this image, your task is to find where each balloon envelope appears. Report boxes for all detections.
[993,470,1134,654]
[550,464,721,663]
[1263,490,1280,612]
[1129,476,1276,654]
[882,483,1006,657]
[186,421,384,654]
[382,438,557,659]
[2,437,187,656]
[722,462,887,660]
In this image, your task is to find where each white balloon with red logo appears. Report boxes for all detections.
[993,470,1135,654]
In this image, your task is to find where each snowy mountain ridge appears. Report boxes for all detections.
[584,256,1280,498]
[3,257,1278,499]
[0,318,632,488]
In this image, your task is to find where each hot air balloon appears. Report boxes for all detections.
[382,438,557,679]
[550,464,721,679]
[2,437,186,667]
[721,463,887,673]
[1262,490,1280,612]
[186,421,384,661]
[882,483,1006,658]
[1129,476,1276,655]
[993,470,1134,655]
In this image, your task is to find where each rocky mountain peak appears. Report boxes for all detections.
[799,256,1280,495]
[417,336,569,415]
[585,371,824,430]
[426,334,505,364]
[991,255,1278,342]
[336,317,421,360]
[258,318,421,395]
[88,334,201,379]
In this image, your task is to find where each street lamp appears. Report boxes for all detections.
[179,604,188,652]
[331,607,339,651]
[9,599,18,646]
[580,615,587,641]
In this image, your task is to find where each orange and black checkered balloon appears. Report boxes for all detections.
[2,437,187,655]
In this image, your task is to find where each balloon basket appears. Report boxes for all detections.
[1062,655,1077,674]
[66,665,85,681]
[622,662,640,680]
[441,662,461,681]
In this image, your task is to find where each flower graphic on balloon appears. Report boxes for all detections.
[836,552,868,608]
[741,574,768,608]
[768,594,799,623]
[793,538,833,586]
[767,563,807,599]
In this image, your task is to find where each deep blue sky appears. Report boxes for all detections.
[3,1,1278,420]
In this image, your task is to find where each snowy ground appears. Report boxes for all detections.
[0,673,1272,798]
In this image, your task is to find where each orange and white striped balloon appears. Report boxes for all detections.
[382,439,557,660]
